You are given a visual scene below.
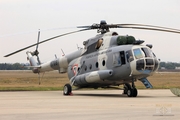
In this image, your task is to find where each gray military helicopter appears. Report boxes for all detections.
[4,20,180,97]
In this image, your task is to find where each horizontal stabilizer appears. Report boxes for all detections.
[170,88,180,97]
[139,78,153,88]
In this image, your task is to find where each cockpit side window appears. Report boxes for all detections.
[126,50,134,62]
[133,48,143,59]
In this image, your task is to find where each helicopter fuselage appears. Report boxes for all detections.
[26,31,159,89]
[67,44,159,88]
[65,31,159,88]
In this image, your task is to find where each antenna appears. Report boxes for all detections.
[76,44,82,50]
[61,49,65,56]
[77,44,80,50]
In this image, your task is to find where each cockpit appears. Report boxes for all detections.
[127,46,159,74]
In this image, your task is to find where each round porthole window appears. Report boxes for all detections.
[102,60,105,66]
[84,65,87,71]
[89,64,92,70]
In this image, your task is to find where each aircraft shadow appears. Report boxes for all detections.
[74,93,126,98]
[73,93,153,98]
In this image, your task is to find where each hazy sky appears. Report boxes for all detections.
[1,0,180,63]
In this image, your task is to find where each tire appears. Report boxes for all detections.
[63,84,72,95]
[132,88,138,97]
[123,83,131,94]
[127,89,133,97]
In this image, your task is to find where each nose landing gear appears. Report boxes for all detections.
[127,87,137,97]
[123,80,138,97]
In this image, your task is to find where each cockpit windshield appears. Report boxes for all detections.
[133,47,154,60]
[141,48,153,57]
[133,48,143,59]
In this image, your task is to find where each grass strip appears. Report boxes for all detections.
[0,87,63,91]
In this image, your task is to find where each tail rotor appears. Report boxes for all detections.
[31,30,43,85]
[32,29,41,65]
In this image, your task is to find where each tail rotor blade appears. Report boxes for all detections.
[36,29,40,51]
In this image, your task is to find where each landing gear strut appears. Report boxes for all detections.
[123,80,138,97]
[63,84,72,95]
[123,83,131,94]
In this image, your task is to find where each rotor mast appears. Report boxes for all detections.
[97,20,110,34]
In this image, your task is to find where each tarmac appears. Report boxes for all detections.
[0,89,179,120]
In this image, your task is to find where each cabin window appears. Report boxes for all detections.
[84,65,87,71]
[102,60,105,66]
[113,51,126,66]
[89,64,92,70]
[113,52,121,66]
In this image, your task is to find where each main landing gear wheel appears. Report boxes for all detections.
[127,88,138,97]
[63,84,72,95]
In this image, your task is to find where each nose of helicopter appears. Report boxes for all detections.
[130,58,159,77]
[137,58,159,73]
[129,46,160,77]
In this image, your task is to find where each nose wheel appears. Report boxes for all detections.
[123,82,138,97]
[127,87,137,97]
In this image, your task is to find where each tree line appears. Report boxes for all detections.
[0,62,180,70]
[160,62,180,69]
[0,63,29,70]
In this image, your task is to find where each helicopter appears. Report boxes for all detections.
[4,20,180,97]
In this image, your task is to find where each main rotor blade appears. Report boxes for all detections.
[4,28,90,57]
[116,24,180,34]
[4,21,180,57]
[78,22,180,34]
[116,24,180,32]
